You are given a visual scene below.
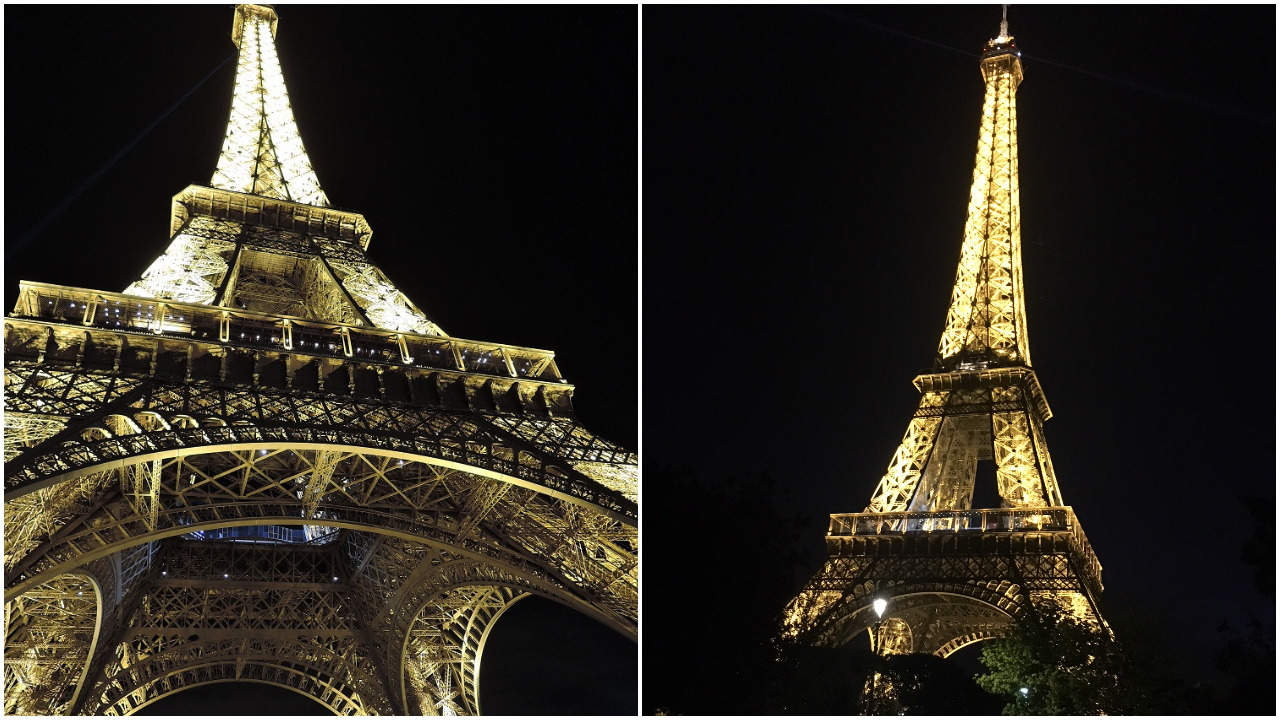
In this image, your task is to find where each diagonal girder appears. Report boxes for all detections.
[5,399,635,523]
[4,571,104,716]
[6,449,637,644]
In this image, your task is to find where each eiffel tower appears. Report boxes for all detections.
[3,5,636,715]
[782,15,1104,658]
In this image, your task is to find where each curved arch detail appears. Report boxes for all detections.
[3,571,103,715]
[470,593,528,714]
[807,582,1025,655]
[124,678,338,716]
[81,636,394,715]
[5,412,635,524]
[6,375,636,720]
[8,506,579,602]
[398,585,524,715]
[935,630,1004,658]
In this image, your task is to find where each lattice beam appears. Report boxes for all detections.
[402,586,521,716]
[939,44,1028,366]
[4,386,635,523]
[212,5,328,207]
[4,573,101,715]
[123,217,238,304]
[7,449,636,640]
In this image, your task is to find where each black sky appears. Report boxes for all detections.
[5,4,636,715]
[644,2,1274,690]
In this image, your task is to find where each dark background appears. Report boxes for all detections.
[5,4,636,715]
[643,4,1274,711]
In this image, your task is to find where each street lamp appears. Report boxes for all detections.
[871,597,887,654]
[873,598,888,619]
[866,597,890,714]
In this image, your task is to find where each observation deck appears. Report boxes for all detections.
[825,506,1103,597]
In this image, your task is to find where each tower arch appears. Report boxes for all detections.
[3,572,104,715]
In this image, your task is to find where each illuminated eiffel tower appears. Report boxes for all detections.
[783,16,1104,657]
[3,5,636,715]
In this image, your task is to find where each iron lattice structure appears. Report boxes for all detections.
[783,23,1104,657]
[3,5,636,715]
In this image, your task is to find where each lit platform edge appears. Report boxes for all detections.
[828,506,1102,591]
[173,185,372,250]
[9,281,567,385]
[913,366,1052,422]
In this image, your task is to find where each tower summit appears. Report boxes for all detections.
[941,13,1027,370]
[783,13,1104,658]
[4,6,636,715]
[213,4,328,207]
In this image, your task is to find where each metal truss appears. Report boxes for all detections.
[211,5,328,207]
[2,372,635,522]
[4,469,114,575]
[6,445,636,625]
[938,44,1028,365]
[4,410,68,461]
[326,259,444,336]
[7,281,573,390]
[370,558,590,714]
[76,541,390,715]
[785,24,1103,664]
[864,368,1062,514]
[122,6,443,338]
[4,440,635,712]
[119,202,447,336]
[401,586,521,715]
[783,508,1102,656]
[60,530,631,716]
[123,217,238,305]
[4,5,636,715]
[4,541,160,715]
[86,636,389,715]
[4,573,100,715]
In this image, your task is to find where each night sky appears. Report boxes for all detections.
[644,1,1273,695]
[5,4,635,715]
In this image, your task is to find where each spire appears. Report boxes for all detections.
[936,9,1028,369]
[123,4,446,336]
[211,4,329,207]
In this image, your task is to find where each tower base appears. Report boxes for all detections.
[783,507,1103,656]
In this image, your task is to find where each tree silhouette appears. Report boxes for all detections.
[976,608,1130,714]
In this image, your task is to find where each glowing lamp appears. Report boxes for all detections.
[873,598,888,618]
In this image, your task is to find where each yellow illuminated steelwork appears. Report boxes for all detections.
[862,31,1060,512]
[570,461,639,503]
[124,217,238,304]
[783,15,1105,664]
[3,574,101,715]
[939,46,1028,365]
[327,258,446,335]
[4,5,635,716]
[213,4,328,207]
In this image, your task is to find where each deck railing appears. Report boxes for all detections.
[9,281,564,383]
[828,506,1102,591]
